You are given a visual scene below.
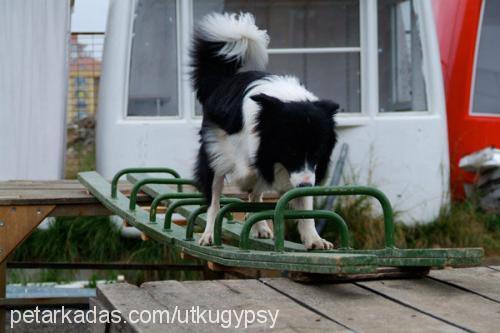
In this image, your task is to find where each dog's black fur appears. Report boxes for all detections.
[191,13,338,210]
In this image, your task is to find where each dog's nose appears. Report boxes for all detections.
[297,182,313,188]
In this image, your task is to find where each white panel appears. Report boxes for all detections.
[0,0,70,180]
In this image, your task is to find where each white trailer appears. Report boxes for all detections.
[0,0,71,180]
[97,0,448,223]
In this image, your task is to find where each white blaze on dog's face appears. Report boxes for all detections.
[289,167,316,187]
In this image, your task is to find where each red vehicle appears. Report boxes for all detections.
[434,0,500,198]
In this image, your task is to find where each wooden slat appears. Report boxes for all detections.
[0,180,149,206]
[358,277,500,332]
[261,278,457,333]
[127,173,483,268]
[141,279,350,332]
[97,283,193,333]
[88,298,108,333]
[96,270,500,332]
[429,267,500,302]
[0,180,87,188]
[80,171,377,274]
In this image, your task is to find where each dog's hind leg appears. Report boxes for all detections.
[291,196,334,250]
[249,191,273,239]
[199,174,224,246]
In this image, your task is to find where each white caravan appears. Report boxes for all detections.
[97,0,448,223]
[0,0,71,180]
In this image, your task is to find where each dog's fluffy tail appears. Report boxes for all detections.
[191,12,269,104]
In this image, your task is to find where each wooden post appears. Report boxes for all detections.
[0,205,55,263]
[0,205,54,333]
[0,261,6,333]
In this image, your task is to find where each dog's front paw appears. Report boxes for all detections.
[302,235,334,250]
[198,232,213,246]
[251,221,273,239]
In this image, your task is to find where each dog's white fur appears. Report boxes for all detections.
[198,12,269,70]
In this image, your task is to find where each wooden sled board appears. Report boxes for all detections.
[78,171,377,275]
[126,173,483,268]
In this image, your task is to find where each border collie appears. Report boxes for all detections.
[191,13,338,249]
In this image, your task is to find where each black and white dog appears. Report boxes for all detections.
[191,13,338,249]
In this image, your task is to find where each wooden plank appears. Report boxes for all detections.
[358,276,500,332]
[78,172,376,274]
[141,279,350,332]
[89,298,108,333]
[429,267,500,302]
[0,261,5,333]
[127,174,483,268]
[97,282,193,333]
[288,266,429,283]
[206,261,282,278]
[0,205,55,263]
[261,278,458,333]
[49,203,113,217]
[180,246,375,275]
[0,180,88,188]
[0,181,149,206]
[0,180,272,197]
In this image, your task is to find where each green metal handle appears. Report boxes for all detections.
[239,210,350,251]
[185,206,208,241]
[185,198,244,241]
[213,202,277,246]
[111,167,182,198]
[273,186,395,252]
[129,178,196,210]
[162,198,206,229]
[149,192,204,223]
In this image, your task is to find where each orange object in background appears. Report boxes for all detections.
[433,0,500,199]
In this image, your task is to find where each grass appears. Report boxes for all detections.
[65,142,96,179]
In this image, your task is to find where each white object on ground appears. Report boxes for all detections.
[459,147,500,213]
[459,147,500,172]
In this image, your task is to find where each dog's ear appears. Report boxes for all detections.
[250,94,283,109]
[314,100,340,117]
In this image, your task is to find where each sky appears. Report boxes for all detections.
[71,0,110,32]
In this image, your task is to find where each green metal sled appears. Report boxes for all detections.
[78,167,483,277]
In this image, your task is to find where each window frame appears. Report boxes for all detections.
[376,0,431,115]
[123,0,184,121]
[123,0,434,124]
[469,0,500,118]
[187,0,366,121]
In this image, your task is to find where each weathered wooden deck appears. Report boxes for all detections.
[94,266,500,333]
[0,180,274,333]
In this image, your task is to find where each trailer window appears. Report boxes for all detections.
[471,0,500,116]
[378,0,427,112]
[127,0,178,117]
[193,0,361,115]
